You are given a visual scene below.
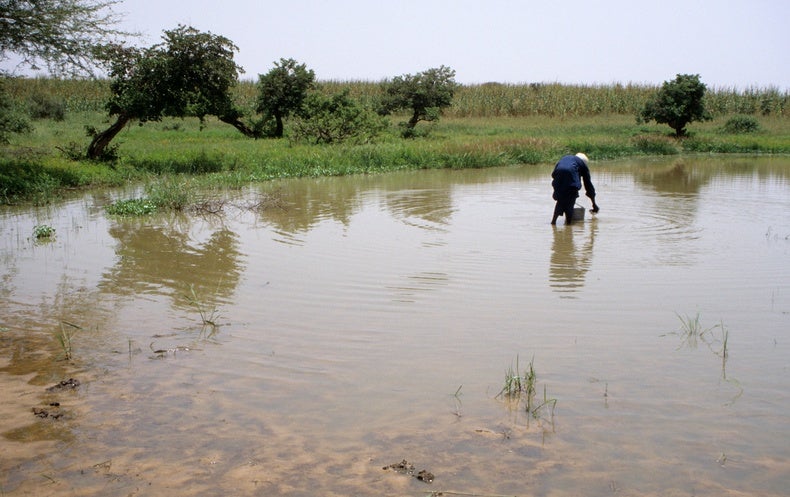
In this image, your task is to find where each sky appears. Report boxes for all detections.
[9,0,790,89]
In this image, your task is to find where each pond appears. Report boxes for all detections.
[1,156,789,496]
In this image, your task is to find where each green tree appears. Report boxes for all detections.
[255,58,316,138]
[88,25,254,159]
[378,65,457,136]
[639,73,712,137]
[292,89,386,144]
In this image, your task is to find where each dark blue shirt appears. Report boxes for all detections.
[551,155,596,200]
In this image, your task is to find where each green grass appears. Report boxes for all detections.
[54,321,81,361]
[2,79,790,205]
[670,312,731,370]
[497,355,557,422]
[32,224,56,239]
[667,313,741,402]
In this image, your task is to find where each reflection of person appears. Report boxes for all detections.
[551,153,599,225]
[550,221,596,296]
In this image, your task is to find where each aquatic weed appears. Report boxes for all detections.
[105,198,157,216]
[667,312,742,403]
[185,283,221,338]
[54,320,81,361]
[32,224,56,239]
[497,355,556,421]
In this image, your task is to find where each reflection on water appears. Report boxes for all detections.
[2,156,790,496]
[549,221,596,296]
[101,219,244,310]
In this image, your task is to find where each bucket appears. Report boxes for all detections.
[572,206,586,221]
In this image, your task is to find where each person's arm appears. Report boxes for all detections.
[580,166,599,212]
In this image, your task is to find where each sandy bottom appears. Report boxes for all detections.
[4,355,787,497]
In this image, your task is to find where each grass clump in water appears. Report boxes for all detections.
[54,321,81,361]
[184,283,221,340]
[106,198,157,216]
[497,355,557,422]
[667,312,741,403]
[32,224,56,239]
[106,177,196,216]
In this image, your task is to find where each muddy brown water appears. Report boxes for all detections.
[2,156,789,496]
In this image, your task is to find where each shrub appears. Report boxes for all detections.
[292,90,387,144]
[0,78,32,143]
[633,135,679,155]
[58,141,88,160]
[721,115,760,134]
[27,93,66,121]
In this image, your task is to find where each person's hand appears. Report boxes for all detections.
[591,202,600,213]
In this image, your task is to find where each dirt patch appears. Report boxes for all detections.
[45,377,80,392]
[383,459,434,483]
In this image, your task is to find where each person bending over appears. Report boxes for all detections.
[551,152,599,225]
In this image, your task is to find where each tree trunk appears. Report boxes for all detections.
[87,114,131,160]
[274,115,284,138]
[407,110,420,128]
[219,115,260,138]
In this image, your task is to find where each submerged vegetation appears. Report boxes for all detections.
[54,321,81,361]
[2,77,789,205]
[666,312,741,404]
[497,355,557,423]
[32,224,56,239]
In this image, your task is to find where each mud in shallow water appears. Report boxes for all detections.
[2,156,790,496]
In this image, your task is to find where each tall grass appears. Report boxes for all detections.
[6,77,788,118]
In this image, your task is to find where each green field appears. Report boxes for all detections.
[2,78,789,205]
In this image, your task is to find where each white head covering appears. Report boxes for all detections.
[575,152,589,166]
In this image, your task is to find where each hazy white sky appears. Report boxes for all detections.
[18,0,790,88]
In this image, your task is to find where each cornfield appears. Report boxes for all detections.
[4,76,788,118]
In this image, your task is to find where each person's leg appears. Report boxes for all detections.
[563,199,575,225]
[551,201,564,224]
[553,196,574,225]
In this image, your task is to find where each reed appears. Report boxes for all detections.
[55,320,81,361]
[451,384,463,417]
[497,355,556,420]
[185,284,220,339]
[670,313,735,386]
[675,311,705,347]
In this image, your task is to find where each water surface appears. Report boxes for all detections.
[2,156,789,496]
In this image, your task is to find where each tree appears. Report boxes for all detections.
[0,0,130,77]
[1,0,132,142]
[638,73,711,137]
[378,65,457,136]
[88,25,253,159]
[255,58,316,138]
